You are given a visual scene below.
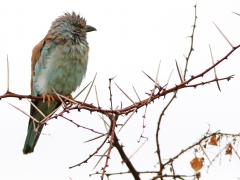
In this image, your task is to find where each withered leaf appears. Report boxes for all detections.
[225,143,233,155]
[208,135,218,146]
[196,172,201,180]
[190,157,204,172]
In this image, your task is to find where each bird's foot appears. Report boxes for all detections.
[65,94,74,107]
[43,94,55,107]
[66,94,73,99]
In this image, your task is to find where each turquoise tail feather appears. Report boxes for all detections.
[23,99,60,154]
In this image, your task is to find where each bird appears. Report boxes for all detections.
[23,12,96,154]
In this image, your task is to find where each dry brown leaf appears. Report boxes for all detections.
[225,143,233,155]
[190,157,204,172]
[208,135,218,146]
[196,172,201,180]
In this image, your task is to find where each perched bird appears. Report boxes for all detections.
[23,12,96,154]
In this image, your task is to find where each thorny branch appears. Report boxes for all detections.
[113,133,141,180]
[156,5,198,177]
[90,130,240,179]
[69,134,109,169]
[2,5,240,180]
[1,67,237,116]
[183,5,197,80]
[101,114,118,179]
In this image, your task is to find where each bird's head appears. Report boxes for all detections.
[49,11,96,44]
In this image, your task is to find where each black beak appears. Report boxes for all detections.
[86,25,97,32]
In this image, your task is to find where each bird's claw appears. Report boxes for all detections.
[66,94,73,100]
[43,94,55,107]
[65,94,74,107]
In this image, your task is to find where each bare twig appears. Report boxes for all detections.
[165,69,174,89]
[108,76,116,110]
[93,148,108,170]
[52,87,67,107]
[8,103,39,123]
[95,85,100,107]
[128,138,148,160]
[132,86,141,102]
[183,5,197,80]
[115,83,135,104]
[60,116,106,135]
[69,134,109,169]
[6,55,10,93]
[209,44,221,91]
[175,60,183,83]
[101,115,118,179]
[118,108,137,132]
[213,21,234,48]
[83,73,97,103]
[74,81,92,99]
[199,144,212,166]
[26,98,46,118]
[142,71,161,88]
[113,133,141,180]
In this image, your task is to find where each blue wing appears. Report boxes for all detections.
[23,35,60,154]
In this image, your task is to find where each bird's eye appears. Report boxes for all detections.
[78,24,84,29]
[79,21,86,29]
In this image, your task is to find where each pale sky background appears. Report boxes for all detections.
[0,0,240,180]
